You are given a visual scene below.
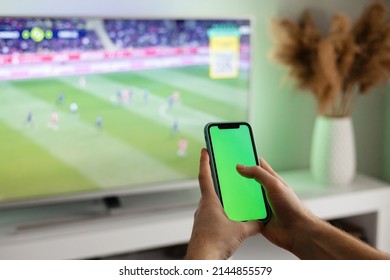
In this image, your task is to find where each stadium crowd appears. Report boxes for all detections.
[104,19,249,48]
[0,18,249,55]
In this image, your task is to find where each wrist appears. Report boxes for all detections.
[185,242,223,260]
[289,211,321,258]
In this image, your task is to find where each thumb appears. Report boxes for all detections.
[236,164,284,194]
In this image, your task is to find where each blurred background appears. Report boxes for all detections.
[1,0,390,260]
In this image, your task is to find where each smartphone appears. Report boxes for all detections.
[204,122,270,222]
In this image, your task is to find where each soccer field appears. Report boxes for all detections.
[0,65,249,203]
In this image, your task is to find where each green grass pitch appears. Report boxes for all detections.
[0,65,249,203]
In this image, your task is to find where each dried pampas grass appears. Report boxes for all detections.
[271,0,390,116]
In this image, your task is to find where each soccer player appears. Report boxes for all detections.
[57,92,65,106]
[177,138,188,157]
[95,115,103,130]
[172,118,179,135]
[79,76,86,88]
[167,91,181,110]
[49,111,59,130]
[25,110,34,127]
[121,89,129,105]
[143,89,150,104]
[116,90,122,105]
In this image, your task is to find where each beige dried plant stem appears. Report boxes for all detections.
[270,0,390,117]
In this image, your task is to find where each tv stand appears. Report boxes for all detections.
[10,199,107,233]
[103,196,122,212]
[0,171,389,259]
[0,187,200,259]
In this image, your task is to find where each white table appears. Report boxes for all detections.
[0,170,389,259]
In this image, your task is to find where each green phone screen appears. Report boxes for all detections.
[206,123,268,222]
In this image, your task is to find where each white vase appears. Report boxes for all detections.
[310,116,356,186]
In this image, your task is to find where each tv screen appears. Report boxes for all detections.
[0,17,252,208]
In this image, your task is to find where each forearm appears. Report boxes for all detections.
[291,217,390,260]
[185,242,222,260]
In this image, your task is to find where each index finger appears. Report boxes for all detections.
[198,148,217,199]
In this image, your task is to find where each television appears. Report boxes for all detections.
[0,17,252,208]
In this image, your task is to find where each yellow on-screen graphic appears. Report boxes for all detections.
[208,26,240,79]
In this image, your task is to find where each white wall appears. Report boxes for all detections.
[1,0,387,179]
